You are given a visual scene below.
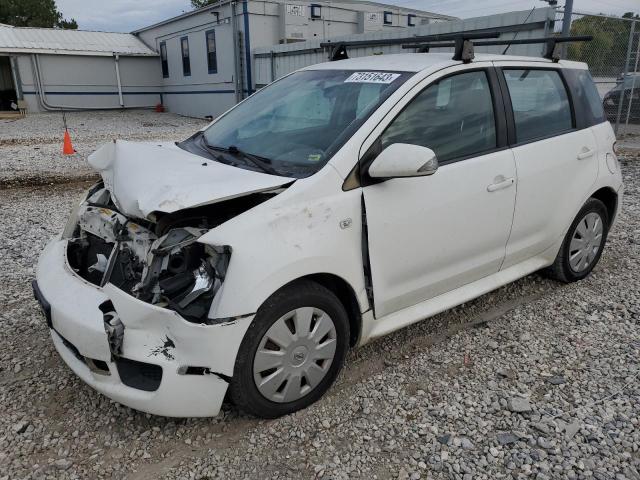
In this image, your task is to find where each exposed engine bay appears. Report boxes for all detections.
[66,182,276,323]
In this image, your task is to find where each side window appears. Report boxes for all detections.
[181,36,191,77]
[565,69,606,127]
[381,70,497,163]
[503,69,572,143]
[160,41,168,78]
[206,30,217,74]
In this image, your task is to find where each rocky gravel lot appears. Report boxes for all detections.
[0,111,639,480]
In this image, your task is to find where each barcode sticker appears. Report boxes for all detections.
[344,72,400,84]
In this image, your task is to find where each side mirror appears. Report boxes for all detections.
[368,143,439,179]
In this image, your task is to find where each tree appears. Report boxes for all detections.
[568,12,639,77]
[0,0,78,29]
[191,0,217,9]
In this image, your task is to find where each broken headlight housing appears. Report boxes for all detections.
[61,183,105,239]
[65,185,230,323]
[132,228,230,322]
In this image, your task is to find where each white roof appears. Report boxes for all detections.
[304,53,586,72]
[0,24,157,56]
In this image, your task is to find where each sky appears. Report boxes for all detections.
[55,0,639,33]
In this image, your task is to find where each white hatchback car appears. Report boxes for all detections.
[34,52,622,418]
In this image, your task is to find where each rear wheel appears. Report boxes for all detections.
[230,280,349,418]
[543,198,609,283]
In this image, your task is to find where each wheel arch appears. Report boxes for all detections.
[590,186,618,226]
[280,273,363,347]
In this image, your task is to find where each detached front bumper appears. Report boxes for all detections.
[34,238,253,417]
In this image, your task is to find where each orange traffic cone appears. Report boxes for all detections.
[63,129,75,155]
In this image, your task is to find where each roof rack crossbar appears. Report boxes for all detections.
[401,35,592,63]
[324,31,501,61]
[321,31,500,50]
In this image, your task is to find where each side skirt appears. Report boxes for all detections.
[358,238,562,346]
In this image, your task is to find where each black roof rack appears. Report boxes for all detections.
[403,35,592,62]
[322,31,501,62]
[322,32,592,63]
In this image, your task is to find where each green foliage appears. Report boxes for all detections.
[0,0,78,29]
[567,12,639,76]
[191,0,217,9]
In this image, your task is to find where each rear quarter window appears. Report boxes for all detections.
[563,68,606,127]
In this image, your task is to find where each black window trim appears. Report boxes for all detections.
[497,66,577,148]
[310,4,321,19]
[407,13,416,27]
[357,66,509,187]
[383,11,393,25]
[205,29,217,74]
[160,41,169,78]
[180,36,191,77]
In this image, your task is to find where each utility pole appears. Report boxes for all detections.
[561,0,574,58]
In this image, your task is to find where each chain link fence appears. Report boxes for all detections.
[558,9,639,145]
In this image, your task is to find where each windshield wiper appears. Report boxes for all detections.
[201,137,278,176]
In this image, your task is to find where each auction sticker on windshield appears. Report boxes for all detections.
[344,72,401,84]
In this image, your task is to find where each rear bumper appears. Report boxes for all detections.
[34,238,253,418]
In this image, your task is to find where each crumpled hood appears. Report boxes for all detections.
[88,140,294,220]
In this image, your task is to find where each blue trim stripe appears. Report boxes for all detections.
[22,90,238,96]
[164,89,236,95]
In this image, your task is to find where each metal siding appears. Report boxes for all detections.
[0,25,156,56]
[253,8,554,85]
[17,54,162,111]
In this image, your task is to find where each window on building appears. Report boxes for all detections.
[206,29,217,74]
[407,14,416,26]
[181,36,191,77]
[310,4,321,18]
[381,71,497,163]
[503,69,573,143]
[383,11,393,25]
[160,41,169,78]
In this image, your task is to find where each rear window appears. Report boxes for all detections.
[564,69,605,127]
[503,69,573,143]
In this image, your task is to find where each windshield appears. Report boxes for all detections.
[200,69,412,177]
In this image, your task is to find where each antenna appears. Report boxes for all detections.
[503,7,536,55]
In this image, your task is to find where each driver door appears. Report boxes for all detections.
[362,67,517,318]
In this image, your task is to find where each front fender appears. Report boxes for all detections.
[198,168,367,319]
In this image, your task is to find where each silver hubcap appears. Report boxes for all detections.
[253,307,337,403]
[569,212,604,272]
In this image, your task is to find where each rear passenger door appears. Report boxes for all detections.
[494,62,599,269]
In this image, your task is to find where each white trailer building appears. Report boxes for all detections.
[132,0,455,118]
[0,24,162,114]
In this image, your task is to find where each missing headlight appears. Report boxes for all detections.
[129,228,229,323]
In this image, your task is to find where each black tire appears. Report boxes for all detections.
[230,280,350,418]
[543,198,609,283]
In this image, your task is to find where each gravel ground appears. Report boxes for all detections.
[0,110,207,188]
[0,112,638,479]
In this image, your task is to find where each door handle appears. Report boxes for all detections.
[577,148,595,160]
[487,177,515,192]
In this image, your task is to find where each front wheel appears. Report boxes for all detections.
[543,198,609,283]
[230,280,350,418]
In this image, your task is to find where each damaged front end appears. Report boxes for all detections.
[64,182,251,324]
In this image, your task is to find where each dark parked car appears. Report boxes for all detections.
[603,73,640,123]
